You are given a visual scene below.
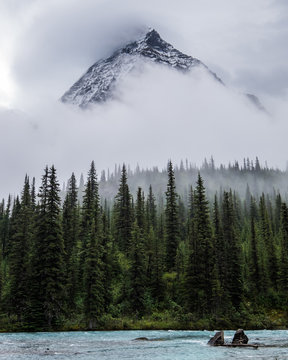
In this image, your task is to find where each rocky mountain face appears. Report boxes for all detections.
[61,29,223,107]
[61,29,265,111]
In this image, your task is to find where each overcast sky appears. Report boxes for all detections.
[0,0,288,198]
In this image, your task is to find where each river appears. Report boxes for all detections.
[0,330,287,359]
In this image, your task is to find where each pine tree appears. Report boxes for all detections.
[62,173,80,310]
[0,195,11,259]
[29,166,66,328]
[279,203,288,294]
[185,173,212,314]
[9,176,34,321]
[129,221,147,317]
[165,161,179,271]
[101,200,113,312]
[83,219,105,329]
[146,185,157,230]
[135,187,145,233]
[222,191,242,309]
[114,164,133,252]
[77,162,106,327]
[258,194,277,289]
[79,161,100,289]
[148,225,165,304]
[249,197,261,295]
[211,195,226,313]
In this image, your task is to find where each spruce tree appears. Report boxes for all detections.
[9,176,34,321]
[222,191,242,309]
[279,203,288,295]
[129,221,147,317]
[211,195,226,313]
[83,219,105,329]
[259,194,277,288]
[62,172,80,310]
[146,185,157,230]
[0,195,11,259]
[114,164,133,252]
[148,225,165,304]
[135,187,145,232]
[185,173,212,314]
[29,166,65,328]
[101,200,113,312]
[249,197,261,295]
[165,161,179,271]
[79,161,100,289]
[81,163,106,328]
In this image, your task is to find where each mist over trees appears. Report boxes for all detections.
[96,157,288,206]
[0,158,288,330]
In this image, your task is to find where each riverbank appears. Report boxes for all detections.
[0,309,287,332]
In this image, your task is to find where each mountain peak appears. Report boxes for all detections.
[143,28,163,46]
[61,29,220,107]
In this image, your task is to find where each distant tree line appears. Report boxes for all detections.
[0,160,288,330]
[97,156,288,206]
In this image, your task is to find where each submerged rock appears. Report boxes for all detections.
[232,329,249,344]
[207,331,224,346]
[133,337,150,341]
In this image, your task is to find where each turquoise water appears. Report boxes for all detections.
[0,330,287,359]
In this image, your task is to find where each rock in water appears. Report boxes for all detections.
[232,329,249,344]
[207,331,224,346]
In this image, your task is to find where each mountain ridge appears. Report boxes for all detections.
[61,29,264,111]
[61,29,224,107]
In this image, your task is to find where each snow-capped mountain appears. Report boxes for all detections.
[61,29,223,107]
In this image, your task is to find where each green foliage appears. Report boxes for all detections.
[28,166,66,329]
[165,161,179,271]
[83,220,105,329]
[114,164,133,252]
[8,176,34,321]
[0,161,288,331]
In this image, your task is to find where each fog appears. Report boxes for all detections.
[0,0,288,198]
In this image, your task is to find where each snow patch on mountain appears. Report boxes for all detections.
[61,29,223,107]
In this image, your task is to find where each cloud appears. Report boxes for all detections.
[0,0,288,198]
[3,0,288,107]
[1,62,285,198]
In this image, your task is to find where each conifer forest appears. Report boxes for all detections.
[1,159,288,331]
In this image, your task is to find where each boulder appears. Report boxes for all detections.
[232,329,248,344]
[207,331,224,346]
[133,337,149,341]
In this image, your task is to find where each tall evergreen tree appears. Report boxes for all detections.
[114,164,133,252]
[165,161,179,271]
[0,195,11,259]
[185,174,212,314]
[279,203,288,294]
[146,185,157,230]
[135,187,145,233]
[62,172,80,310]
[129,221,147,317]
[222,191,242,309]
[9,176,34,321]
[101,200,113,312]
[29,166,65,328]
[259,194,277,288]
[211,194,226,313]
[249,197,261,295]
[83,219,105,328]
[79,161,100,288]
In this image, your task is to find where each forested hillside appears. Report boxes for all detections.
[0,160,288,331]
[96,157,288,205]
